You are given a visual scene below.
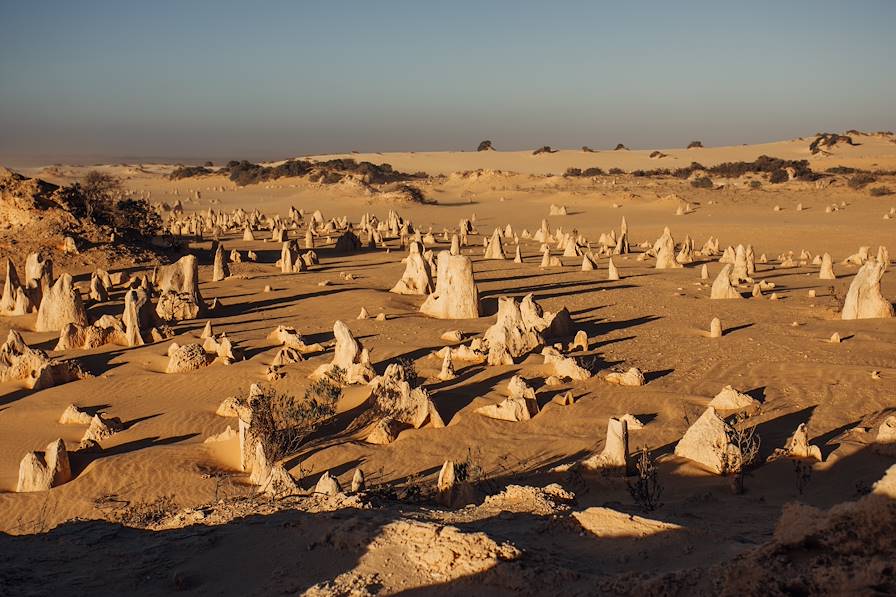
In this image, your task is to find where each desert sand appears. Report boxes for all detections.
[1,132,895,595]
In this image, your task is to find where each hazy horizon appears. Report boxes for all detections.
[2,0,894,167]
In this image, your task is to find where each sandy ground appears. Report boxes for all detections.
[1,134,895,595]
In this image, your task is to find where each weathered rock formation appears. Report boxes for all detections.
[16,439,71,492]
[309,320,375,384]
[0,330,87,390]
[35,273,88,332]
[710,264,743,299]
[674,406,737,473]
[155,255,205,321]
[841,259,893,320]
[365,363,444,444]
[581,417,629,473]
[476,376,540,422]
[420,252,480,319]
[390,241,434,295]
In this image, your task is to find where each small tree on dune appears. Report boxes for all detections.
[80,170,123,221]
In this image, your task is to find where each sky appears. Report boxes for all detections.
[1,0,894,166]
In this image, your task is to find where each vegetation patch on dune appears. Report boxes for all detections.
[810,132,857,154]
[171,158,425,187]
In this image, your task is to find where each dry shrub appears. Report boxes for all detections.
[848,173,877,189]
[100,494,177,527]
[627,447,662,512]
[247,370,344,461]
[691,176,714,189]
[722,412,761,494]
[768,169,789,184]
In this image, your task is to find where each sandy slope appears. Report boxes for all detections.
[303,133,896,175]
[1,136,895,594]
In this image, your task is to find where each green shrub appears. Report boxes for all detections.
[691,176,714,189]
[869,186,893,196]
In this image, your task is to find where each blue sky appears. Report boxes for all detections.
[1,0,894,164]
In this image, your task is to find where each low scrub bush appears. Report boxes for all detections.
[826,166,860,175]
[848,173,877,189]
[170,165,213,179]
[810,132,856,154]
[627,447,662,512]
[172,158,421,187]
[768,169,789,184]
[247,371,343,461]
[110,198,163,242]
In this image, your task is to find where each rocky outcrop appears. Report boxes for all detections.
[481,293,572,365]
[0,330,88,390]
